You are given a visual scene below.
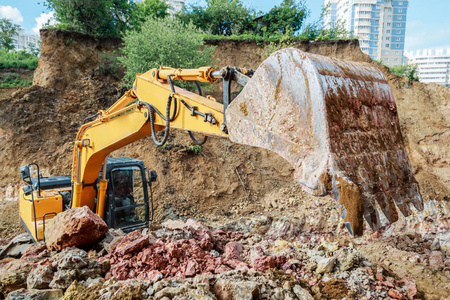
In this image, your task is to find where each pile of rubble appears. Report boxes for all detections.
[1,208,447,299]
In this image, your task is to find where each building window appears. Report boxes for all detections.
[387,23,391,27]
[386,37,390,40]
[387,15,392,20]
[396,37,401,41]
[397,30,401,34]
[385,44,390,48]
[399,1,403,5]
[397,15,402,20]
[387,30,391,33]
[385,51,389,55]
[397,22,401,27]
[398,8,403,13]
[385,58,389,62]
[375,19,379,24]
[396,44,400,48]
[386,8,392,12]
[394,58,399,62]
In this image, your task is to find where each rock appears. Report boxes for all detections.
[0,259,35,294]
[388,288,403,299]
[0,234,33,259]
[5,288,63,300]
[45,206,108,251]
[21,244,48,259]
[27,265,54,289]
[212,279,259,300]
[316,257,336,274]
[224,242,244,260]
[428,251,445,271]
[265,219,301,240]
[49,269,77,290]
[154,286,186,299]
[53,248,89,269]
[293,285,314,300]
[114,232,149,256]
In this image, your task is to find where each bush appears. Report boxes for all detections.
[0,50,39,69]
[389,64,419,81]
[178,0,255,36]
[0,73,33,87]
[45,0,133,36]
[119,17,216,85]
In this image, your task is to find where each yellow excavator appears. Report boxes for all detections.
[18,48,423,242]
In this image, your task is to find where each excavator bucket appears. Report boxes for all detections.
[226,48,423,236]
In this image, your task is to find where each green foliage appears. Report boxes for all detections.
[119,17,216,85]
[0,18,22,51]
[178,0,255,36]
[187,145,202,155]
[45,0,134,36]
[0,73,33,87]
[298,4,351,40]
[129,0,169,31]
[259,0,309,35]
[0,50,39,69]
[389,64,419,81]
[262,33,296,58]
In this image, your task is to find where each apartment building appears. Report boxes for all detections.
[12,30,40,52]
[324,0,409,67]
[405,49,450,87]
[165,0,185,14]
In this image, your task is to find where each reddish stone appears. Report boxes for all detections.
[21,244,48,259]
[429,251,445,271]
[253,255,276,272]
[115,235,149,256]
[375,272,385,282]
[383,280,395,288]
[223,241,244,260]
[45,206,108,251]
[388,289,403,299]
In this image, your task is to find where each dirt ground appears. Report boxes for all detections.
[0,30,449,299]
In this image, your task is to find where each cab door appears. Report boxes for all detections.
[109,165,149,231]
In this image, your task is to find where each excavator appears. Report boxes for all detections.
[18,48,423,242]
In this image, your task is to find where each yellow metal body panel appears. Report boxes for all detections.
[19,188,65,241]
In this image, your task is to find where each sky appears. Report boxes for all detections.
[0,0,449,52]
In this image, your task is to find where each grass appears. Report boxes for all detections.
[0,73,33,87]
[0,50,39,70]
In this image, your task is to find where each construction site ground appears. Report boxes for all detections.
[0,30,449,299]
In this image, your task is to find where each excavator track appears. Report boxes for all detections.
[226,48,423,236]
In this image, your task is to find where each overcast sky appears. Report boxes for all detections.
[0,0,449,52]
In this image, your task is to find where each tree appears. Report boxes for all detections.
[118,17,216,84]
[45,0,134,36]
[178,0,255,36]
[129,0,170,31]
[0,18,21,51]
[260,0,308,36]
[390,64,419,81]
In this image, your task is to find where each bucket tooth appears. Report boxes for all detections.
[226,48,423,235]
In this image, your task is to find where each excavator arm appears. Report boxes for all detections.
[70,66,234,214]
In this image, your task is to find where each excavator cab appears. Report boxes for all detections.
[103,157,155,232]
[19,157,156,242]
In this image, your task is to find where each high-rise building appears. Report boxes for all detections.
[12,30,40,52]
[165,0,185,14]
[405,49,450,87]
[324,0,409,67]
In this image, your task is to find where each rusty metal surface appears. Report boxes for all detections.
[226,48,423,236]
